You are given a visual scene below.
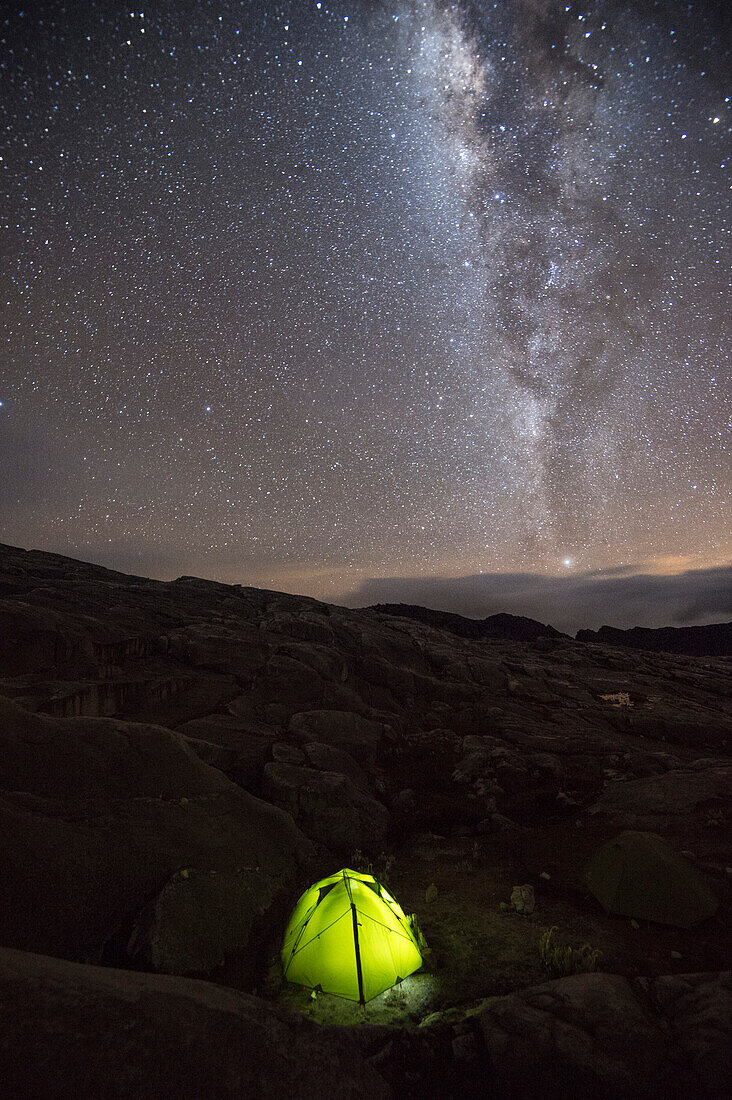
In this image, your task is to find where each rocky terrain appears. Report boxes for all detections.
[0,541,729,1097]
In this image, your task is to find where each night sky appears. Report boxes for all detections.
[2,1,730,628]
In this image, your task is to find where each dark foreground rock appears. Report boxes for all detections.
[0,947,390,1099]
[360,972,731,1099]
[1,948,729,1099]
[0,695,311,975]
[473,970,731,1099]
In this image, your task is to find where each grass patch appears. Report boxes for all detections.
[537,925,601,978]
[420,898,547,1005]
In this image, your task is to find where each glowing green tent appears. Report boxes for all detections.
[281,868,424,1003]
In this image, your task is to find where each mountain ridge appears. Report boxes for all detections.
[2,541,729,656]
[576,621,732,657]
[366,601,568,642]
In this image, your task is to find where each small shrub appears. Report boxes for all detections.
[454,841,483,876]
[538,926,601,978]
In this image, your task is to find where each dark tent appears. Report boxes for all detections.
[584,831,719,928]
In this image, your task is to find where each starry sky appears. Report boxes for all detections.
[1,1,730,629]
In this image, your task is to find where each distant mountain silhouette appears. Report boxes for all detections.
[367,603,568,641]
[576,622,732,657]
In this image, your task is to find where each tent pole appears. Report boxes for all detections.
[350,902,365,1005]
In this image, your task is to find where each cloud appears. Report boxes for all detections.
[343,565,732,635]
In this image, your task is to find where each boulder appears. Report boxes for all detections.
[650,971,732,1097]
[303,741,372,790]
[590,765,731,824]
[176,713,275,748]
[253,655,324,708]
[272,742,306,764]
[475,972,676,1097]
[274,641,348,683]
[177,716,276,792]
[178,627,266,682]
[0,693,229,802]
[179,736,242,776]
[0,696,309,965]
[628,711,728,751]
[262,762,388,853]
[288,709,382,762]
[127,867,282,981]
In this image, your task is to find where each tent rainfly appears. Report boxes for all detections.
[584,831,719,928]
[281,868,424,1003]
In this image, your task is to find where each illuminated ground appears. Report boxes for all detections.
[273,829,729,1027]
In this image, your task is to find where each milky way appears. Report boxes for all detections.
[1,1,729,608]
